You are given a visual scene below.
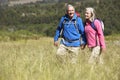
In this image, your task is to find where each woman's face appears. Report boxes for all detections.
[67,7,75,19]
[85,10,92,19]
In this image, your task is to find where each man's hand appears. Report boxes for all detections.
[81,44,86,50]
[54,41,59,47]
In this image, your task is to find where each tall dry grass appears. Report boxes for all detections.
[0,36,120,80]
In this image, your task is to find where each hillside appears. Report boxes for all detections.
[8,0,43,6]
[0,0,119,40]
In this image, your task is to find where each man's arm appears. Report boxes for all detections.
[54,17,64,46]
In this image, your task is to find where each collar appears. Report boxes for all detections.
[64,13,77,21]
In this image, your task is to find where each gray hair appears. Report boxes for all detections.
[86,7,96,22]
[66,4,75,12]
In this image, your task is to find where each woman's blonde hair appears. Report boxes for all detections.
[85,7,96,22]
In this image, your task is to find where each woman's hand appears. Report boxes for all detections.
[100,48,106,53]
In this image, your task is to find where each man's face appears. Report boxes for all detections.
[67,7,75,19]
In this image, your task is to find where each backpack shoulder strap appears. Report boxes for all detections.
[74,17,79,31]
[90,19,97,31]
[91,19,98,46]
[61,16,67,29]
[60,17,66,36]
[73,17,79,33]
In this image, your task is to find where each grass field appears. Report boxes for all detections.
[0,36,120,80]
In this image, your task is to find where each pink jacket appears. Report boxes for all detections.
[85,19,106,49]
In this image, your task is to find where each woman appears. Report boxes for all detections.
[84,7,106,64]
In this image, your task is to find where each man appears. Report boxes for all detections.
[54,4,86,64]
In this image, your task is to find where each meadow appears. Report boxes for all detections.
[0,36,120,80]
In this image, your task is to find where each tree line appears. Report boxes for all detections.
[0,0,119,40]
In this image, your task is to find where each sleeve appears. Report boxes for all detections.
[94,20,106,49]
[77,18,87,45]
[54,17,64,42]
